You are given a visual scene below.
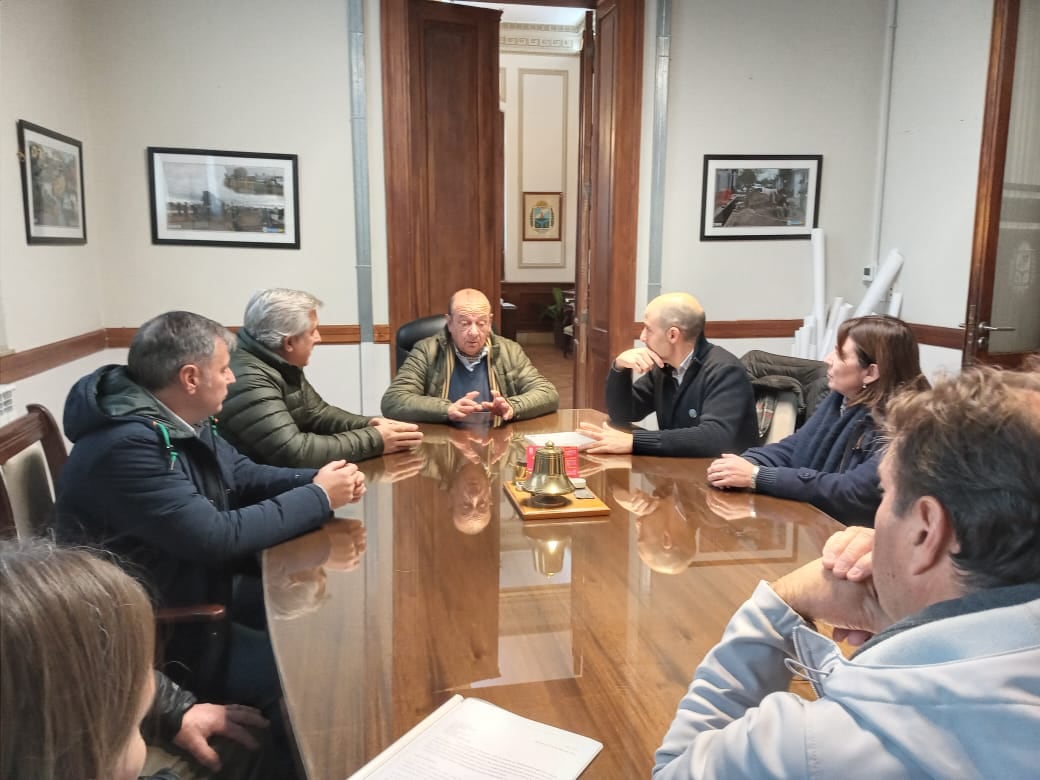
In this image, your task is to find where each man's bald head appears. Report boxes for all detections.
[646,293,706,344]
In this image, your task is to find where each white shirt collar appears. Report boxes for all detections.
[453,341,489,372]
[672,346,697,385]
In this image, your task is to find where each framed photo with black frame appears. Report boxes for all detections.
[700,154,822,241]
[17,120,87,244]
[148,147,300,248]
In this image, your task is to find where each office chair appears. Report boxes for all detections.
[395,314,448,372]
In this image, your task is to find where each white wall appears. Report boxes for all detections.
[644,0,888,323]
[501,51,580,284]
[878,0,992,346]
[0,0,105,350]
[81,0,361,329]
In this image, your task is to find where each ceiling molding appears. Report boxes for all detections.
[500,21,583,54]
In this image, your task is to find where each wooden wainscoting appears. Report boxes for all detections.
[501,282,564,334]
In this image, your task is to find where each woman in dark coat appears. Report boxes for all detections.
[707,316,928,525]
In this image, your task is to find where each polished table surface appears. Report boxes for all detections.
[263,410,843,779]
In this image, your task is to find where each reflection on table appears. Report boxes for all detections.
[263,410,842,778]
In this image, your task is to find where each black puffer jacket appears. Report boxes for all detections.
[740,350,830,431]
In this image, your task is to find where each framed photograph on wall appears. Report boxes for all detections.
[148,147,300,248]
[522,192,562,242]
[700,155,822,241]
[17,120,87,244]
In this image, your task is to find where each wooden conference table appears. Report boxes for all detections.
[263,410,844,778]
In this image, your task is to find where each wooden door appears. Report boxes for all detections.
[965,0,1040,368]
[382,0,503,341]
[572,11,595,407]
[578,0,644,409]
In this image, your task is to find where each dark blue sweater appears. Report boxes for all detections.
[605,336,758,457]
[742,391,881,526]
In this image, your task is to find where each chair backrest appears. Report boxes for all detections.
[0,404,67,538]
[395,314,448,372]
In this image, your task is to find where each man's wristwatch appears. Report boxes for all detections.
[750,466,760,491]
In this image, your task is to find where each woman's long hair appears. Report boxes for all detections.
[838,315,928,414]
[0,539,155,780]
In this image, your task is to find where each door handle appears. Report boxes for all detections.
[958,321,1017,350]
[958,322,1016,332]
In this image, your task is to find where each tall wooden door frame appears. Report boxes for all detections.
[381,0,644,404]
[965,0,1032,368]
[381,0,503,349]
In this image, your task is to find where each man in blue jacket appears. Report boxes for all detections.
[652,365,1040,778]
[54,311,366,715]
[581,292,757,456]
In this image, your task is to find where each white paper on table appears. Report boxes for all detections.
[348,694,602,780]
[525,431,596,450]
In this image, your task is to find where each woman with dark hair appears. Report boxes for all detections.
[707,315,928,525]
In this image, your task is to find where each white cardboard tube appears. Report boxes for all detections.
[811,229,826,354]
[856,249,903,316]
[819,296,844,359]
[887,292,903,317]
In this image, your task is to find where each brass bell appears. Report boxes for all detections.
[522,442,574,507]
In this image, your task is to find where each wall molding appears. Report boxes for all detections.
[2,326,393,384]
[908,323,964,350]
[1,320,964,384]
[0,330,107,384]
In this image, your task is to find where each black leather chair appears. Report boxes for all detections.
[395,314,448,372]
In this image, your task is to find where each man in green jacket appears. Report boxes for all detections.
[381,288,559,425]
[221,289,423,468]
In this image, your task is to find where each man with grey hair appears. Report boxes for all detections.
[54,310,366,717]
[221,288,422,467]
[581,292,757,456]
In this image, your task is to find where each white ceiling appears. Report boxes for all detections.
[446,2,588,27]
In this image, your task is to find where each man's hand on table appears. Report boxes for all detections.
[313,461,366,507]
[579,421,634,454]
[369,416,424,453]
[773,527,885,646]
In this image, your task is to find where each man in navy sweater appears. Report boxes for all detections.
[581,292,757,457]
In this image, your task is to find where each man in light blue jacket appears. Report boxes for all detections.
[653,364,1040,779]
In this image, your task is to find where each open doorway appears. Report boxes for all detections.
[459,3,586,407]
[382,0,644,411]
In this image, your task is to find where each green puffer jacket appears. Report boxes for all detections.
[220,329,383,467]
[381,329,559,424]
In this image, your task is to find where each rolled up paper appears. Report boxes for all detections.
[855,249,903,317]
[887,292,903,317]
[811,228,827,353]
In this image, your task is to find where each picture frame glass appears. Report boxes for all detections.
[18,121,87,244]
[701,155,822,241]
[148,148,299,248]
[522,192,562,242]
